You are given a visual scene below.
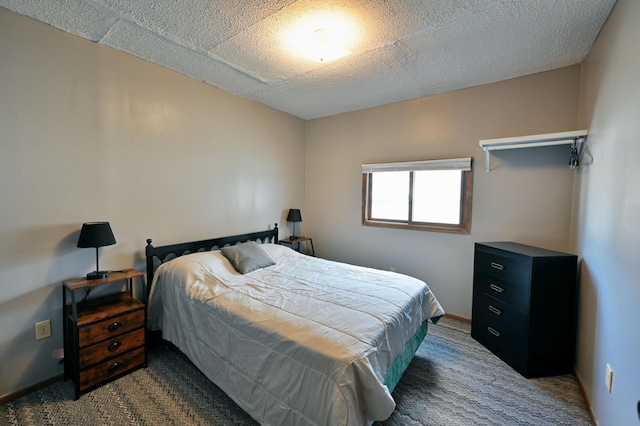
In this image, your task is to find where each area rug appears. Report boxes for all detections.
[0,318,592,425]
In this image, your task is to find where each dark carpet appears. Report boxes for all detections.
[0,318,592,425]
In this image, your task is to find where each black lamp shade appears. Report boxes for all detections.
[287,209,302,223]
[77,222,116,248]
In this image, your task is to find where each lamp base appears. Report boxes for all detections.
[86,270,110,280]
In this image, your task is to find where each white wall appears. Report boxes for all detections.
[305,67,581,317]
[573,0,640,423]
[0,8,305,397]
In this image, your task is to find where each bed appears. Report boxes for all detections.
[146,224,444,425]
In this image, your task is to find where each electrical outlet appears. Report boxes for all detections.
[389,267,397,272]
[35,319,51,340]
[605,363,613,393]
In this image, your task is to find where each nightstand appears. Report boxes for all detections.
[62,269,147,400]
[280,237,315,256]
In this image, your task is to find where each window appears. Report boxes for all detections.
[362,157,473,234]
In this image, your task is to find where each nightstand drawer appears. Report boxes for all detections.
[474,248,530,284]
[79,309,145,348]
[473,270,530,313]
[79,346,145,391]
[79,327,145,369]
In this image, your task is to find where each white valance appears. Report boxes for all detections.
[361,157,472,174]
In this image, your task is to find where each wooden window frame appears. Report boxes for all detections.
[361,168,473,234]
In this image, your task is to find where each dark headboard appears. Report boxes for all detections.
[145,224,278,291]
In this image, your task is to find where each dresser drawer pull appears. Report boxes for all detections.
[107,341,122,351]
[490,262,505,271]
[487,327,501,337]
[488,305,502,316]
[489,283,505,293]
[108,362,122,373]
[107,322,122,332]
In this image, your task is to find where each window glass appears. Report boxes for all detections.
[412,170,462,224]
[370,171,409,221]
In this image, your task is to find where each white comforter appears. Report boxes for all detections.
[147,243,444,426]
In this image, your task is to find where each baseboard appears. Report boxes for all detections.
[0,374,63,406]
[444,312,471,323]
[574,368,598,425]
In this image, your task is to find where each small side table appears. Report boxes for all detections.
[62,269,147,399]
[280,237,315,256]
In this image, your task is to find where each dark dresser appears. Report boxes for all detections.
[471,242,577,378]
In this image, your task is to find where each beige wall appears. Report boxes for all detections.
[305,67,581,317]
[573,0,640,423]
[0,8,305,397]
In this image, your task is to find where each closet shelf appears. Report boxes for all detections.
[479,130,589,172]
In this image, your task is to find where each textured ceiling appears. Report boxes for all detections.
[1,0,616,119]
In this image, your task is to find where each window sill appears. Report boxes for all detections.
[362,219,471,234]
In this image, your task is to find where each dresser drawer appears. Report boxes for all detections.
[472,290,528,332]
[79,346,145,391]
[471,314,527,374]
[79,327,145,369]
[473,270,531,313]
[78,309,145,348]
[474,248,531,284]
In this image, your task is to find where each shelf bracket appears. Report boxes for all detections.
[484,148,491,173]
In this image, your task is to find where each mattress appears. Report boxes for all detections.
[147,243,444,425]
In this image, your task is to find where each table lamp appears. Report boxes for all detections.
[77,222,116,279]
[287,209,302,240]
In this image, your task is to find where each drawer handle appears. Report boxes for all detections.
[489,284,505,293]
[108,362,122,373]
[107,322,122,332]
[488,305,502,316]
[487,327,501,337]
[107,341,122,351]
[490,262,505,271]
